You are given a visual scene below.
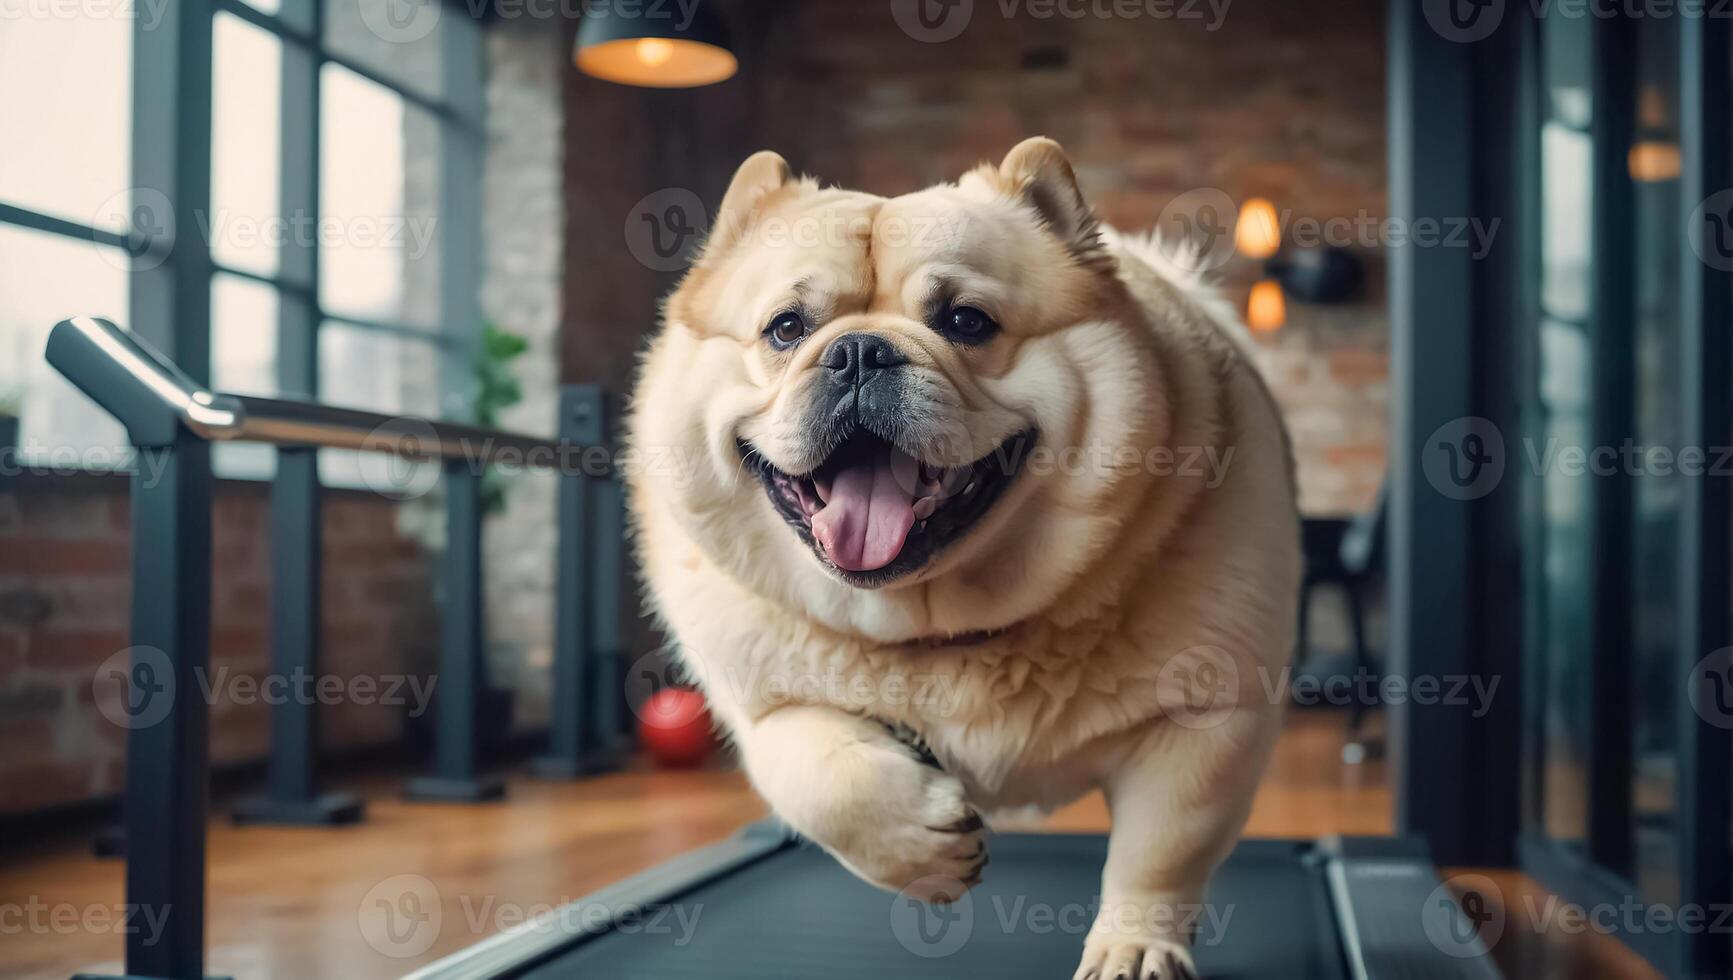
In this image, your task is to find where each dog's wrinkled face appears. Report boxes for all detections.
[636,139,1167,638]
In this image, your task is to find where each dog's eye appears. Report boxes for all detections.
[942,305,999,344]
[765,311,807,349]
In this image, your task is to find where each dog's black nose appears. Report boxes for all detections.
[820,333,907,386]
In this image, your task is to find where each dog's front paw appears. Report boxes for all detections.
[1072,934,1197,980]
[781,736,988,901]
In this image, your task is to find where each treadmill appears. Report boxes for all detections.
[406,822,1504,980]
[44,316,1504,980]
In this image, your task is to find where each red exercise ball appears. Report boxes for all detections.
[638,688,718,769]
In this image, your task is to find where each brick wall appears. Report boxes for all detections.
[478,18,566,733]
[563,0,1389,515]
[0,475,438,814]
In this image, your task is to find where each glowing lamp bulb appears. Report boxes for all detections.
[636,37,675,67]
[1235,198,1282,260]
[1247,279,1286,333]
[1628,141,1681,183]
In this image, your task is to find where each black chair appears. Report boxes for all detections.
[1295,481,1387,762]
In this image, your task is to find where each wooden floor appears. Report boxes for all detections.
[0,713,1655,980]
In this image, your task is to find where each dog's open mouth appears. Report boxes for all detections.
[741,429,1036,587]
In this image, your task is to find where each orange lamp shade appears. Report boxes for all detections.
[1235,197,1282,260]
[574,6,737,89]
[1247,279,1286,333]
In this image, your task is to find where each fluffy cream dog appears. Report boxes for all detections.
[627,138,1300,980]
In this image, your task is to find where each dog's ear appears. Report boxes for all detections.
[996,137,1112,272]
[712,150,793,248]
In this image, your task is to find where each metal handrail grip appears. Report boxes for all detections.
[44,314,614,980]
[45,315,564,461]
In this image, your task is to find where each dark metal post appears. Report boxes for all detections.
[1385,0,1523,866]
[232,448,363,825]
[228,0,355,824]
[1677,13,1732,978]
[532,385,605,778]
[406,460,504,802]
[121,442,214,979]
[590,473,627,754]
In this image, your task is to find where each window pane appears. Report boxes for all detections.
[1539,122,1593,322]
[1627,16,1684,914]
[211,12,283,277]
[211,273,280,480]
[0,224,129,465]
[0,18,132,230]
[320,65,442,330]
[212,272,280,397]
[317,323,443,489]
[1522,18,1597,857]
[323,0,443,99]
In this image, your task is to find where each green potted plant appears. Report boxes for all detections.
[475,323,528,515]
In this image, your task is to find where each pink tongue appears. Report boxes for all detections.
[811,448,917,572]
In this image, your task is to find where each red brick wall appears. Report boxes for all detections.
[564,0,1389,514]
[0,475,438,814]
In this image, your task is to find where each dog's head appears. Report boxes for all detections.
[633,138,1170,639]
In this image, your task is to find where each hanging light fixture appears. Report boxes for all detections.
[573,2,737,88]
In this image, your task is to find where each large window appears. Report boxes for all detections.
[0,0,483,481]
[0,15,134,460]
[1513,9,1731,977]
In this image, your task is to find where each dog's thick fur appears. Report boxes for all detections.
[627,138,1300,980]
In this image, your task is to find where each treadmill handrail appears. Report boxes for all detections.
[44,315,564,464]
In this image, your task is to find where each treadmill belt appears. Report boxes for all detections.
[517,834,1347,980]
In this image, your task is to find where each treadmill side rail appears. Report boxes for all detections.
[400,824,795,980]
[1323,840,1504,980]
